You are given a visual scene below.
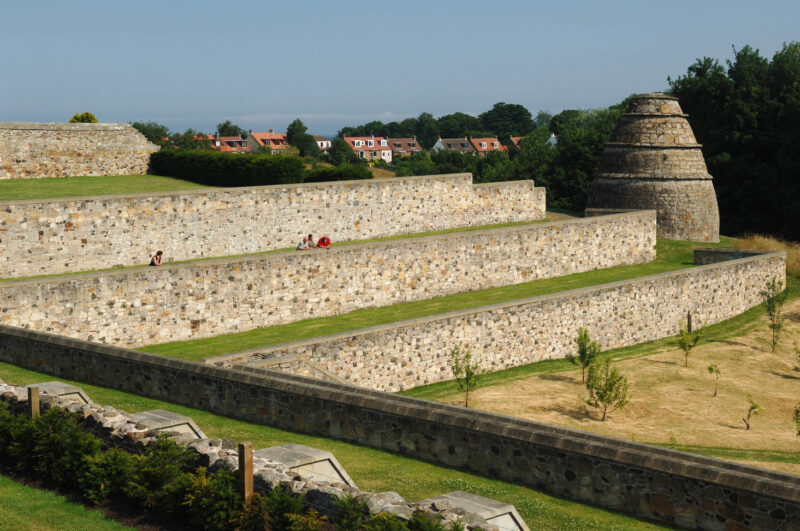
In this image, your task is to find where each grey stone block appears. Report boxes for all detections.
[419,491,529,531]
[253,443,356,488]
[129,409,207,439]
[28,381,92,405]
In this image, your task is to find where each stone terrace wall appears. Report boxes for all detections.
[0,326,797,530]
[0,122,158,180]
[0,211,654,347]
[0,173,546,278]
[212,250,786,391]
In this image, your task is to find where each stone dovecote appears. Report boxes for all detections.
[586,93,720,242]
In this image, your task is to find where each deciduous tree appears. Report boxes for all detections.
[216,120,245,138]
[678,322,701,367]
[569,327,601,382]
[760,278,787,352]
[707,364,721,397]
[585,358,629,421]
[742,394,762,430]
[69,112,98,123]
[448,346,484,408]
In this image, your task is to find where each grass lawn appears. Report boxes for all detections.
[0,473,130,530]
[0,363,665,530]
[0,174,210,201]
[142,237,736,361]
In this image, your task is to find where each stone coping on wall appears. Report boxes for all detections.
[1,323,799,506]
[0,210,647,288]
[0,172,481,207]
[0,121,138,131]
[206,249,785,367]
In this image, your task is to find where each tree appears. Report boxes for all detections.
[678,322,701,367]
[479,102,535,138]
[69,112,98,123]
[216,120,245,138]
[569,327,600,382]
[170,129,209,150]
[514,127,557,185]
[742,394,762,430]
[131,121,170,147]
[707,364,721,397]
[437,112,482,138]
[286,118,320,158]
[585,358,630,421]
[414,112,440,150]
[794,345,800,373]
[760,278,787,352]
[448,346,484,408]
[329,137,358,166]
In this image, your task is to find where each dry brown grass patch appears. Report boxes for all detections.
[734,233,800,277]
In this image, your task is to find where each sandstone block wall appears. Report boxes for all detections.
[0,212,655,347]
[212,250,786,391]
[0,174,546,278]
[0,122,159,180]
[0,326,796,530]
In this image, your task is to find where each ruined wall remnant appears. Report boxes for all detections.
[586,93,720,242]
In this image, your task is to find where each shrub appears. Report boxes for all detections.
[678,322,701,367]
[742,394,762,430]
[79,446,141,505]
[264,485,306,531]
[304,164,372,182]
[407,509,447,531]
[125,435,197,512]
[232,492,270,531]
[69,111,98,123]
[363,513,410,530]
[288,509,328,531]
[30,408,102,489]
[182,468,242,531]
[150,150,372,188]
[334,494,368,530]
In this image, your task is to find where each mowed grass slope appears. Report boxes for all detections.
[0,474,131,530]
[0,174,209,201]
[0,363,665,530]
[142,237,736,361]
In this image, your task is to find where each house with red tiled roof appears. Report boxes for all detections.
[344,135,392,163]
[430,137,475,153]
[313,135,331,153]
[209,134,251,153]
[509,136,524,149]
[247,129,289,153]
[510,133,559,150]
[388,137,423,158]
[470,137,507,158]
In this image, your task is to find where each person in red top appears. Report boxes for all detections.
[317,236,332,249]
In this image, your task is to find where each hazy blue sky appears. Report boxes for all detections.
[2,1,798,136]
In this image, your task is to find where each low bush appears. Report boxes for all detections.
[150,150,373,188]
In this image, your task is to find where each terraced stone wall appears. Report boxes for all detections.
[0,173,545,278]
[0,325,797,530]
[0,122,158,180]
[213,250,786,391]
[0,211,654,347]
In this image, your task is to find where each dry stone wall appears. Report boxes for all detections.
[0,174,545,278]
[0,122,158,180]
[0,211,654,347]
[0,326,797,530]
[213,250,786,391]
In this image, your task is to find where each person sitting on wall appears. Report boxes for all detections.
[307,234,316,248]
[317,235,332,249]
[296,236,311,250]
[149,250,164,266]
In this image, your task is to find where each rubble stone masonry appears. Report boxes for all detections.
[213,250,786,391]
[0,173,545,278]
[0,326,797,530]
[0,122,158,179]
[0,211,654,347]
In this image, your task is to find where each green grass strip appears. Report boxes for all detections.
[142,238,736,361]
[0,363,665,530]
[0,174,210,201]
[645,444,800,465]
[0,473,130,530]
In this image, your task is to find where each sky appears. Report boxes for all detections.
[2,0,799,136]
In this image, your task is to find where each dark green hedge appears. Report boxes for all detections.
[150,150,371,187]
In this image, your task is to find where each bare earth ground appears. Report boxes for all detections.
[447,299,800,475]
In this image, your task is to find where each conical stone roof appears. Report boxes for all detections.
[586,93,720,242]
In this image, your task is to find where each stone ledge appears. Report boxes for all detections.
[0,209,651,288]
[0,121,134,131]
[207,249,783,367]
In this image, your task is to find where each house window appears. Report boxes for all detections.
[448,143,455,149]
[358,151,365,158]
[492,142,499,148]
[242,142,247,147]
[380,140,386,146]
[409,142,416,147]
[371,151,376,156]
